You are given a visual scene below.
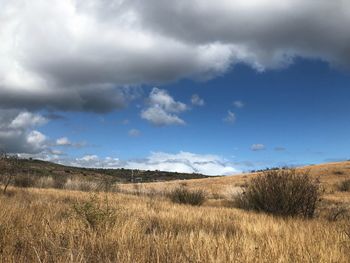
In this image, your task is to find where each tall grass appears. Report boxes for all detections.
[168,186,206,206]
[0,187,349,262]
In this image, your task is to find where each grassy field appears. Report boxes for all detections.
[119,161,350,202]
[0,161,350,262]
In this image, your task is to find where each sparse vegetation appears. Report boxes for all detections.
[0,188,349,262]
[0,152,19,194]
[232,169,321,218]
[338,179,350,192]
[12,174,36,188]
[73,194,117,231]
[169,186,206,206]
[0,159,350,262]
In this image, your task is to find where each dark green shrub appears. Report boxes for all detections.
[232,169,320,218]
[169,186,206,206]
[338,179,350,192]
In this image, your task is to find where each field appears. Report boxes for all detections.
[0,161,350,262]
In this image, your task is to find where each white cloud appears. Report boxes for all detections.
[26,130,47,151]
[9,112,47,129]
[126,151,239,175]
[54,136,86,148]
[233,101,245,108]
[223,110,236,124]
[0,110,48,153]
[251,144,266,151]
[148,88,187,113]
[78,155,99,162]
[128,129,141,137]
[191,94,205,106]
[141,88,187,126]
[59,151,240,176]
[56,137,71,146]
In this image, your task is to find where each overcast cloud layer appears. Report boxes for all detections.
[1,0,350,114]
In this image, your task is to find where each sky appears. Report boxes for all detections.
[1,0,350,175]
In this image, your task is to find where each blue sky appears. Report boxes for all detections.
[1,1,350,175]
[35,58,350,174]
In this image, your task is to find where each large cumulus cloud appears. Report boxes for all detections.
[0,110,48,153]
[3,0,348,114]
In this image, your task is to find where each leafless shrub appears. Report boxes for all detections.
[64,179,98,192]
[232,169,321,218]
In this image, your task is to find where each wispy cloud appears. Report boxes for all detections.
[251,144,266,151]
[128,129,141,137]
[223,110,236,124]
[233,101,245,108]
[191,94,205,106]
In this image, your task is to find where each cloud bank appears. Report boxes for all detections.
[59,151,239,176]
[1,0,349,114]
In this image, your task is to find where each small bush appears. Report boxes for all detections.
[338,180,350,192]
[333,170,344,175]
[73,194,117,231]
[232,169,320,218]
[169,186,206,206]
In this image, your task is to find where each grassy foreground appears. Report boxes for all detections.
[0,187,349,263]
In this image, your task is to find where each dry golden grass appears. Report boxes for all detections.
[0,186,349,263]
[1,161,350,262]
[119,161,350,202]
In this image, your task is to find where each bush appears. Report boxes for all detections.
[169,186,206,206]
[338,179,350,192]
[73,194,117,231]
[232,169,320,218]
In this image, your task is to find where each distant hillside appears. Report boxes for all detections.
[0,158,209,183]
[117,160,350,201]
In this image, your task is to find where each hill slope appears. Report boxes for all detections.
[0,158,209,184]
